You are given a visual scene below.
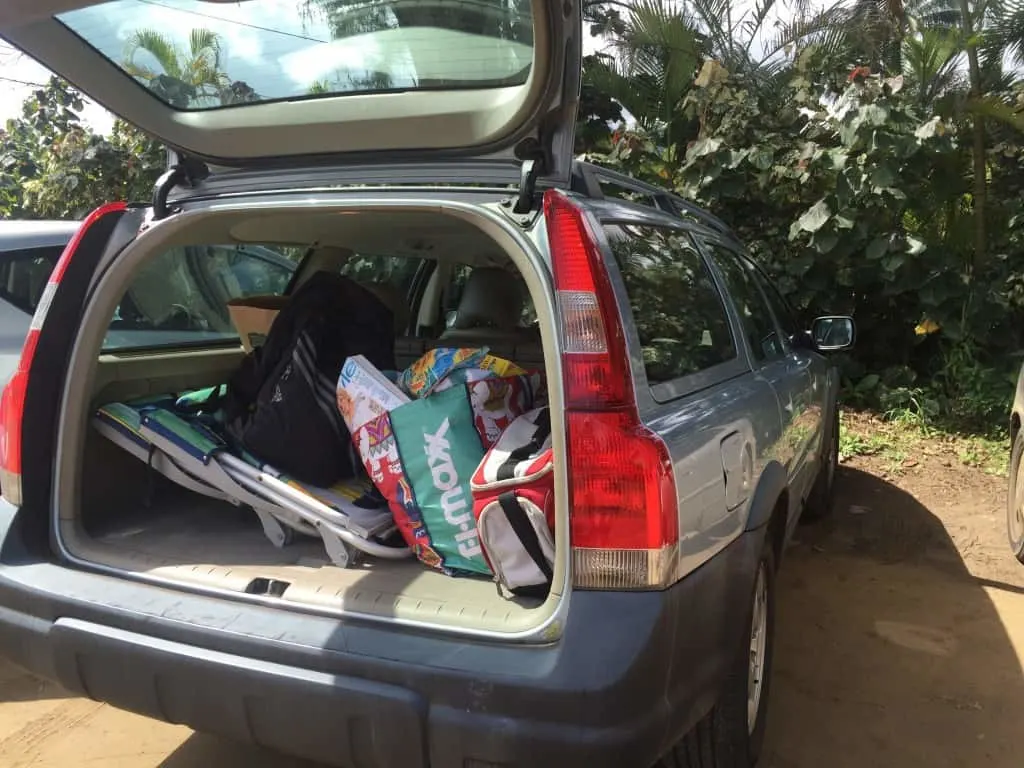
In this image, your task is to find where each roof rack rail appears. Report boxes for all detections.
[571,161,732,237]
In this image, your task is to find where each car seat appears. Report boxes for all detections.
[438,267,544,371]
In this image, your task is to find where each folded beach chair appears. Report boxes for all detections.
[93,400,411,568]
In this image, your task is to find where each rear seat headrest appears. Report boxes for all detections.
[452,267,524,331]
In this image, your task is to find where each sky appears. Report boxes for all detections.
[0,0,811,134]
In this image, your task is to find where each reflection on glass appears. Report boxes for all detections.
[812,317,855,349]
[104,244,296,350]
[604,225,737,384]
[708,245,787,363]
[58,0,535,110]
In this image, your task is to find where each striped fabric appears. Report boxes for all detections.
[97,399,375,520]
[139,408,225,465]
[292,330,347,441]
[94,402,151,451]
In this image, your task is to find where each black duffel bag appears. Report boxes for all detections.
[220,271,397,487]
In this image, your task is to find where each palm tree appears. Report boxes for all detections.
[584,0,704,150]
[791,0,1024,271]
[122,28,258,109]
[580,0,855,162]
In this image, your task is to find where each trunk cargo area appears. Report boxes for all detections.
[56,203,562,636]
[75,440,541,628]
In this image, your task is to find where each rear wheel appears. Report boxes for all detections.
[654,534,777,768]
[1007,431,1024,564]
[802,406,839,522]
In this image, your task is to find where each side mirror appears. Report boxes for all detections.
[811,316,856,352]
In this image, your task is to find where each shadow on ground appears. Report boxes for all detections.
[159,733,321,768]
[762,467,1024,767]
[0,664,66,705]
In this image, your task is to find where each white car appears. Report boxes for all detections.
[0,220,80,385]
[0,221,297,371]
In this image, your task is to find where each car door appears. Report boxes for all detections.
[743,254,830,468]
[701,239,821,511]
[598,213,784,575]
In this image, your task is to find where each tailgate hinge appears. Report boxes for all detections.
[152,154,209,220]
[513,157,544,215]
[509,138,548,216]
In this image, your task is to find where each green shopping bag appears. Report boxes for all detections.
[388,385,491,575]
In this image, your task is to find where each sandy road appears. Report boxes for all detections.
[0,457,1022,767]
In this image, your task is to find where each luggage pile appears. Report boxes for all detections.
[93,271,559,598]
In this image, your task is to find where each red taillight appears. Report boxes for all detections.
[545,190,679,590]
[546,189,631,409]
[0,202,126,506]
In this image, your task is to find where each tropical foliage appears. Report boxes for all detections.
[580,0,1024,431]
[1,0,1023,432]
[0,77,164,220]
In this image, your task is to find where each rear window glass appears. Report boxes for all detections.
[58,0,535,111]
[445,264,537,330]
[603,224,737,385]
[104,244,297,352]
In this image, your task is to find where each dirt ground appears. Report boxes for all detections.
[1,430,1023,767]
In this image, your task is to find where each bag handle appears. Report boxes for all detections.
[497,492,553,583]
[495,408,552,481]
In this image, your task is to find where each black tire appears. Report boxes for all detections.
[801,406,839,522]
[654,534,777,768]
[1007,431,1024,564]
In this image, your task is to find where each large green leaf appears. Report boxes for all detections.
[796,200,832,233]
[866,236,890,260]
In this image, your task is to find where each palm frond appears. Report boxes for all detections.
[123,29,183,80]
[737,0,780,56]
[685,0,735,58]
[758,2,850,66]
[984,0,1024,66]
[902,26,963,103]
[604,0,704,125]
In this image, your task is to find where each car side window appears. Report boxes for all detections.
[603,223,737,385]
[0,245,65,314]
[706,243,788,364]
[210,246,294,298]
[741,255,801,339]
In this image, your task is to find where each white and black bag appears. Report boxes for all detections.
[471,407,556,598]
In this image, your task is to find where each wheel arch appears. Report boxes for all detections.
[743,459,790,567]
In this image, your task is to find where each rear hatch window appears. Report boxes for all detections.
[58,0,534,111]
[3,0,577,182]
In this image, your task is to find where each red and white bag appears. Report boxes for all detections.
[471,407,555,598]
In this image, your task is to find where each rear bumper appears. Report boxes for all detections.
[0,501,763,767]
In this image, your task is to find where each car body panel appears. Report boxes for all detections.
[0,495,766,768]
[696,237,830,530]
[579,194,819,582]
